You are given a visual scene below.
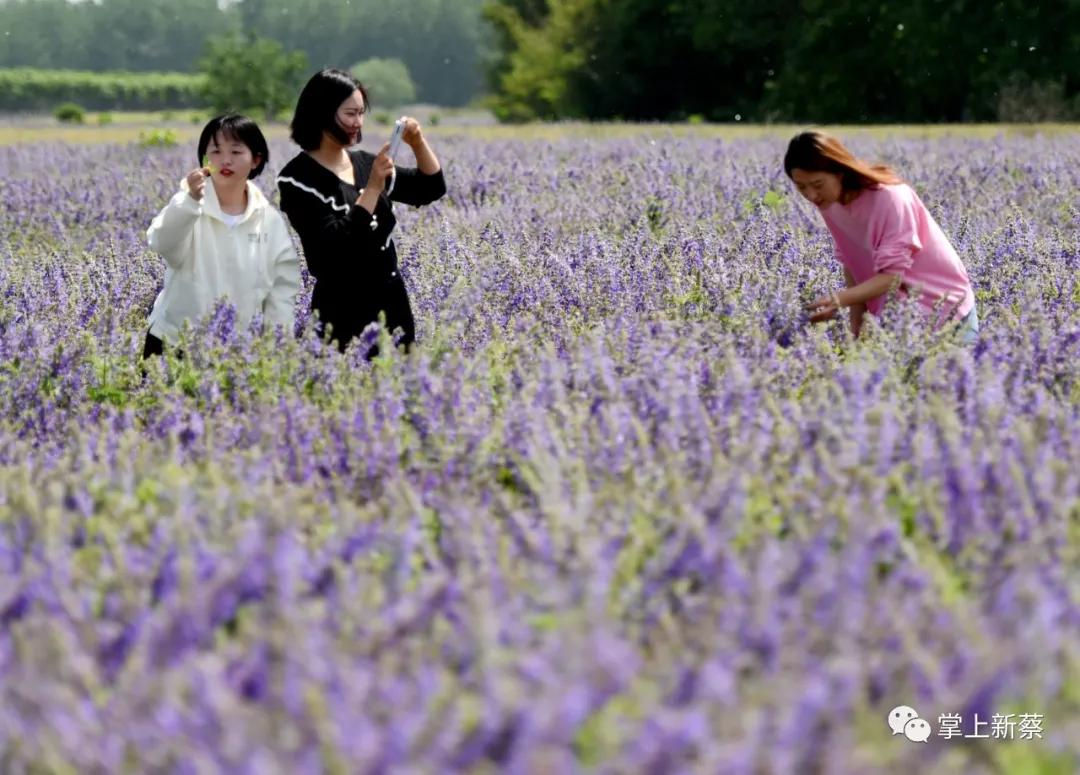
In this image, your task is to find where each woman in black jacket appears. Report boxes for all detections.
[277,68,446,354]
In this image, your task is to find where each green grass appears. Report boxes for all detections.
[0,110,281,145]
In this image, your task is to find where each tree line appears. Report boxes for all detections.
[0,69,202,112]
[0,0,489,107]
[483,0,1080,122]
[0,0,1075,121]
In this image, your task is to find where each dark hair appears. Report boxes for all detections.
[197,114,269,179]
[290,68,369,151]
[784,131,901,191]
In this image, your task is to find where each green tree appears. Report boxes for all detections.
[0,0,492,108]
[482,0,788,121]
[229,0,490,106]
[198,33,308,120]
[0,0,227,72]
[482,0,594,121]
[483,0,1079,123]
[576,0,787,121]
[92,0,225,71]
[0,0,93,69]
[352,58,417,108]
[762,0,1079,122]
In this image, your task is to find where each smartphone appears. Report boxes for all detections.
[388,120,405,159]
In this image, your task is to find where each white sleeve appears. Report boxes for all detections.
[147,188,202,270]
[262,218,301,332]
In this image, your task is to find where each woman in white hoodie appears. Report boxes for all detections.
[144,114,300,357]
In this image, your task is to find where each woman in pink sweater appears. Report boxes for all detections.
[784,131,978,343]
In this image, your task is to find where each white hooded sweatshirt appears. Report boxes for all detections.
[146,176,300,343]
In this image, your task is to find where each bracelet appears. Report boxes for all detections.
[831,291,844,309]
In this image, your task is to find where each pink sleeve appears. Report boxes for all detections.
[822,219,852,271]
[870,188,921,275]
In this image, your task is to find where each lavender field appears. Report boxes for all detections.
[0,129,1078,773]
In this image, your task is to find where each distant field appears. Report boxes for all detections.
[0,110,1077,145]
[0,106,490,145]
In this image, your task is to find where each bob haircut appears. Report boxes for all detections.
[784,131,902,191]
[290,68,369,151]
[197,114,269,179]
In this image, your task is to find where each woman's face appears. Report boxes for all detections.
[205,131,258,183]
[334,89,366,146]
[790,168,844,209]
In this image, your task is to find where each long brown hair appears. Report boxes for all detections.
[783,131,902,191]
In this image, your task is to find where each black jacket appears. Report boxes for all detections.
[277,149,446,342]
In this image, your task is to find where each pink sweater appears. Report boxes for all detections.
[821,183,975,324]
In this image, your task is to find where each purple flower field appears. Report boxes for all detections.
[0,131,1078,773]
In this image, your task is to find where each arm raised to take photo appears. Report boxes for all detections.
[387,117,447,207]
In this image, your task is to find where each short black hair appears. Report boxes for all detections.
[197,114,269,179]
[289,68,369,151]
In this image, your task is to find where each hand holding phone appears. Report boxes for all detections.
[388,119,405,159]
